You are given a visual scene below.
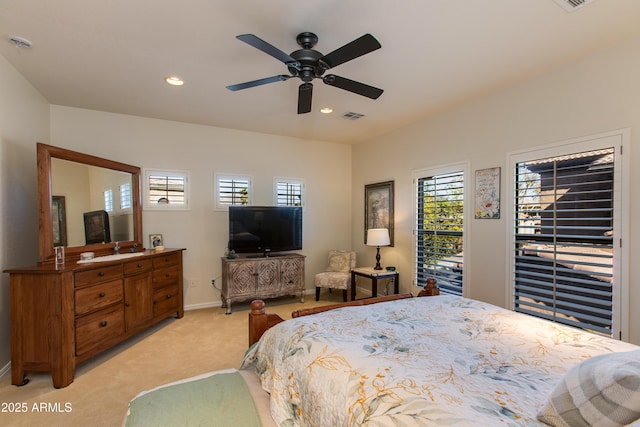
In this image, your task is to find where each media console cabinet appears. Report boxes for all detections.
[5,248,185,388]
[221,254,305,314]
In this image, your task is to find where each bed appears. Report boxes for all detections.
[242,293,640,426]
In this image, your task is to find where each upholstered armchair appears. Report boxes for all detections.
[315,250,356,302]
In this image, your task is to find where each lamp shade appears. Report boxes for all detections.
[366,228,390,247]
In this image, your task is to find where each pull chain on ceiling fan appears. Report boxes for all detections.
[226,32,383,114]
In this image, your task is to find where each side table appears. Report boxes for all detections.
[350,267,399,301]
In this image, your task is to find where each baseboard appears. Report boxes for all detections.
[184,301,222,311]
[0,361,11,380]
[185,289,320,312]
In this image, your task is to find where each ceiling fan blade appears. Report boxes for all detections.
[226,75,290,91]
[236,34,298,65]
[297,83,313,114]
[322,74,383,99]
[319,34,381,69]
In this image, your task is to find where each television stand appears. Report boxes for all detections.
[220,254,305,314]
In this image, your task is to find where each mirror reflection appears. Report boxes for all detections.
[51,158,134,247]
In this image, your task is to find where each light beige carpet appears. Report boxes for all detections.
[0,292,349,427]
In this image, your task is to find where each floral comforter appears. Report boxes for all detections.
[241,295,637,426]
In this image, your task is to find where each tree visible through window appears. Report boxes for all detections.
[415,169,464,295]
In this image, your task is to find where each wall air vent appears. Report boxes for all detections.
[553,0,596,12]
[342,112,365,120]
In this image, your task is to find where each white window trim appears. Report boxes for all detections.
[506,128,629,340]
[412,161,471,296]
[143,168,190,211]
[273,177,305,208]
[215,173,253,211]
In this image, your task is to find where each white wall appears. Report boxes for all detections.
[49,106,353,309]
[352,36,640,345]
[0,55,50,369]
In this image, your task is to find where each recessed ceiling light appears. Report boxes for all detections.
[165,76,184,86]
[320,107,333,114]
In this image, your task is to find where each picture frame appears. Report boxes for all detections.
[364,180,394,246]
[475,167,501,219]
[149,233,163,248]
[52,195,67,247]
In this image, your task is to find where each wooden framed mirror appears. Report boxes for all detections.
[37,143,143,263]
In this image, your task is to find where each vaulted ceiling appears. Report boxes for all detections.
[2,0,640,143]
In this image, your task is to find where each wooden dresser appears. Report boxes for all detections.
[221,254,305,314]
[5,248,185,388]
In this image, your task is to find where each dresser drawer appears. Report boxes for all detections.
[75,265,123,288]
[75,305,124,357]
[75,279,123,316]
[153,253,180,269]
[124,258,153,276]
[153,284,179,315]
[152,265,179,288]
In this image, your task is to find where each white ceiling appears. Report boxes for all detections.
[2,0,640,144]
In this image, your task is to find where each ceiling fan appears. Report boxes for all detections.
[226,32,383,114]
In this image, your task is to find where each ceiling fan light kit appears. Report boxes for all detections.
[226,32,383,114]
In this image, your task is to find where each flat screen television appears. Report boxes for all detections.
[228,206,302,255]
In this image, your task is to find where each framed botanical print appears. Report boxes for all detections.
[475,167,501,219]
[364,180,394,246]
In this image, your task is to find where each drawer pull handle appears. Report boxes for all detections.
[166,294,172,299]
[98,272,105,277]
[125,302,131,307]
[99,292,106,298]
[137,263,143,268]
[100,321,108,327]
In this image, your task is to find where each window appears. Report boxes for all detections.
[274,177,304,207]
[143,169,189,210]
[120,182,132,210]
[103,189,113,213]
[509,131,626,338]
[414,164,467,296]
[216,174,251,210]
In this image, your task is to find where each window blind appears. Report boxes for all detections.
[148,174,186,205]
[416,171,464,295]
[276,181,303,206]
[514,148,614,335]
[218,177,249,205]
[120,182,132,210]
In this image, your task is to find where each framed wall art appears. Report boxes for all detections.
[52,195,67,247]
[364,180,394,246]
[475,167,501,219]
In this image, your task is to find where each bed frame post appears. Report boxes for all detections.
[417,278,439,297]
[249,300,285,346]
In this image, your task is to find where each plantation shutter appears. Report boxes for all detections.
[513,148,614,335]
[148,174,186,205]
[416,171,464,295]
[276,180,303,206]
[218,177,250,206]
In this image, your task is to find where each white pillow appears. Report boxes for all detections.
[537,349,640,427]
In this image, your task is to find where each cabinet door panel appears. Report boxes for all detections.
[256,260,279,292]
[281,258,304,292]
[228,262,257,295]
[124,273,153,330]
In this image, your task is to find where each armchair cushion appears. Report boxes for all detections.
[315,271,351,290]
[326,250,354,273]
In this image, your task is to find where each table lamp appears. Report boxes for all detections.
[366,228,390,270]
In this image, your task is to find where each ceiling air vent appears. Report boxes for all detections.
[553,0,596,12]
[342,112,365,120]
